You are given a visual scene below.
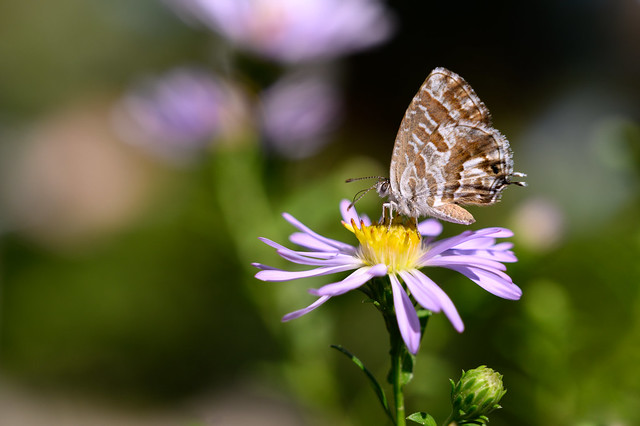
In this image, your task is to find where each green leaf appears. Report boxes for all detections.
[407,412,437,425]
[330,344,395,424]
[417,308,432,334]
[400,350,415,386]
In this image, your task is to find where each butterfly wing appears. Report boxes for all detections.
[389,68,494,212]
[429,121,514,206]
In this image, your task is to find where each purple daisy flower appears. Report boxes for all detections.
[254,200,522,355]
[260,71,342,159]
[113,67,249,161]
[166,0,396,63]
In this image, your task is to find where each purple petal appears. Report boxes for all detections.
[258,237,328,256]
[453,237,497,249]
[289,232,343,252]
[426,255,507,272]
[493,242,514,251]
[449,265,522,300]
[310,264,388,296]
[261,71,341,159]
[252,262,279,270]
[424,228,515,260]
[442,259,515,284]
[167,0,396,64]
[114,67,242,159]
[277,250,359,267]
[255,263,357,282]
[473,227,514,238]
[259,237,358,266]
[258,236,289,251]
[467,251,516,263]
[282,295,332,321]
[339,199,360,224]
[408,270,464,332]
[422,231,474,259]
[454,248,517,263]
[262,237,335,260]
[290,251,355,260]
[339,199,372,227]
[418,219,443,237]
[283,212,354,252]
[398,270,440,312]
[389,274,421,354]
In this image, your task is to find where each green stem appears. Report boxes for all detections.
[385,307,407,426]
[441,414,455,426]
[391,341,406,426]
[373,277,412,426]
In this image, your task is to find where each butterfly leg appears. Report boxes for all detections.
[381,202,399,229]
[509,172,528,187]
[380,202,392,225]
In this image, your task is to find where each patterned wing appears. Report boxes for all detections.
[428,121,514,206]
[389,68,492,196]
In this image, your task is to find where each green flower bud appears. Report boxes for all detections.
[448,366,506,425]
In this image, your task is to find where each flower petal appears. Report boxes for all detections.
[423,227,514,260]
[339,199,372,227]
[283,212,354,252]
[422,230,474,259]
[289,232,343,252]
[281,295,332,321]
[449,265,522,300]
[473,227,514,238]
[259,237,347,265]
[277,250,358,266]
[427,255,507,271]
[259,237,358,266]
[407,270,464,333]
[493,242,514,251]
[340,199,359,224]
[453,237,498,249]
[255,263,357,282]
[450,248,517,263]
[418,219,443,237]
[279,250,360,266]
[389,274,421,354]
[479,250,518,263]
[252,262,279,270]
[399,270,440,312]
[310,264,388,296]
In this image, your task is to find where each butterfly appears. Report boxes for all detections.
[350,67,526,225]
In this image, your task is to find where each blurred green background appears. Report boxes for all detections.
[1,0,639,425]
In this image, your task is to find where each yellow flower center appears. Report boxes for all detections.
[343,219,425,274]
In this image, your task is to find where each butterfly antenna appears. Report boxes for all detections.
[347,186,372,210]
[345,175,386,183]
[345,176,387,210]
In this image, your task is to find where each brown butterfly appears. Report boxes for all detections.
[350,68,526,225]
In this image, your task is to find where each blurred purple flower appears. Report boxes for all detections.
[260,72,341,158]
[113,68,249,160]
[166,0,396,63]
[253,200,522,354]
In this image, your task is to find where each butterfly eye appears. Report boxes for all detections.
[375,180,390,197]
[491,164,500,174]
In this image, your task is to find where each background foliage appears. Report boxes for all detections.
[1,0,639,425]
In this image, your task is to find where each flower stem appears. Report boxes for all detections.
[441,414,455,426]
[391,341,406,426]
[386,308,407,426]
[372,277,411,426]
